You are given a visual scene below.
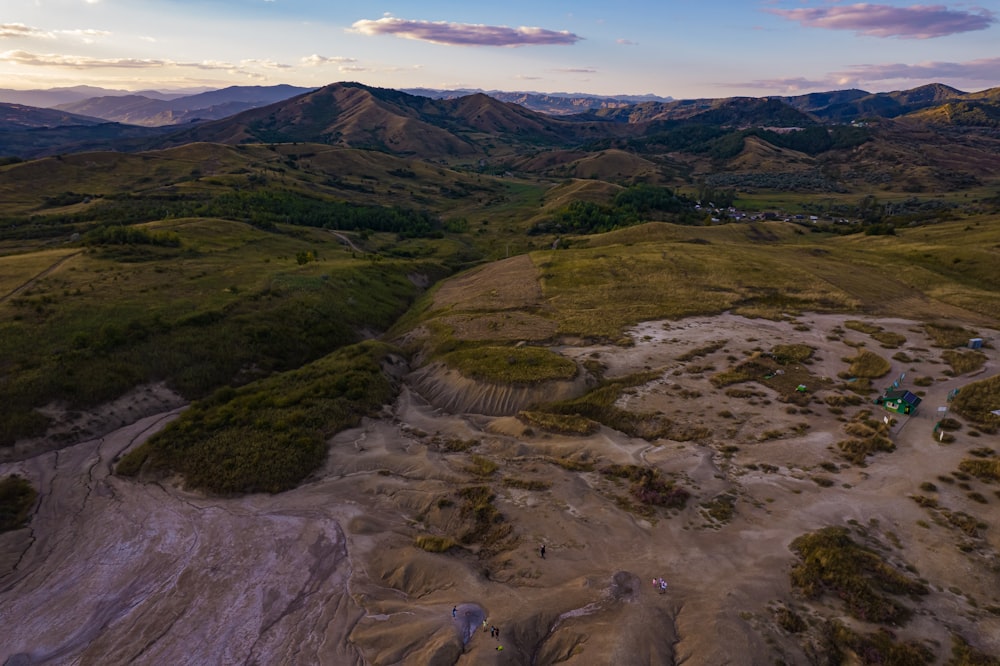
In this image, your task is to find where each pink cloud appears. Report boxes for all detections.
[351,15,581,47]
[835,56,1000,83]
[735,57,1000,92]
[768,3,995,39]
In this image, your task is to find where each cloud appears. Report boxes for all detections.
[350,15,581,47]
[56,29,111,44]
[0,49,288,76]
[768,3,995,39]
[737,56,1000,92]
[0,23,53,39]
[300,54,357,66]
[616,38,638,45]
[834,57,1000,83]
[553,67,597,74]
[239,58,290,70]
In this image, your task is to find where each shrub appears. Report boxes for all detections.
[950,375,1000,433]
[773,606,806,633]
[117,340,399,494]
[942,350,987,376]
[415,535,459,553]
[701,493,736,523]
[601,464,690,510]
[467,455,498,477]
[790,526,927,624]
[518,410,599,435]
[0,475,37,532]
[844,350,891,379]
[958,458,1000,482]
[923,323,976,348]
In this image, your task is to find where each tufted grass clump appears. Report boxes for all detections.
[518,410,599,435]
[842,349,891,379]
[923,323,977,348]
[601,463,690,511]
[844,320,907,348]
[467,455,498,477]
[950,375,1000,433]
[958,458,1000,483]
[942,350,987,376]
[838,410,894,464]
[456,485,516,558]
[414,535,459,553]
[790,526,927,625]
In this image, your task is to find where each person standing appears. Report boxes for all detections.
[540,544,546,559]
[452,606,457,618]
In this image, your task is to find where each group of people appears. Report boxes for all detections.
[653,577,668,594]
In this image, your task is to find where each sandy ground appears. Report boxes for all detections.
[2,312,999,665]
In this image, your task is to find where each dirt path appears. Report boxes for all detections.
[0,250,81,304]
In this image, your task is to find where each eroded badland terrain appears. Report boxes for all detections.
[3,82,1000,664]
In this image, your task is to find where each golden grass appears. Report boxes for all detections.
[843,320,907,348]
[844,350,892,379]
[950,374,1000,432]
[923,323,978,348]
[941,349,987,376]
[518,410,599,435]
[414,535,459,553]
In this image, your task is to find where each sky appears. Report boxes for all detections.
[2,0,999,99]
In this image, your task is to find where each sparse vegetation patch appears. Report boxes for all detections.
[950,375,1000,433]
[942,349,987,376]
[601,464,690,514]
[923,323,977,348]
[789,526,927,624]
[116,341,399,494]
[442,345,577,384]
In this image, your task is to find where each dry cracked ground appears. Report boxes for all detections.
[2,313,999,665]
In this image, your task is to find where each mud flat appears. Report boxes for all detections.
[2,313,999,664]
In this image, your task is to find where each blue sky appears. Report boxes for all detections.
[2,0,999,98]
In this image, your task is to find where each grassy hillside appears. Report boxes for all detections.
[403,218,1000,378]
[0,217,454,446]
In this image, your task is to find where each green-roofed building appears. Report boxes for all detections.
[875,389,922,415]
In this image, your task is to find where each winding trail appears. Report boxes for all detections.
[0,250,81,304]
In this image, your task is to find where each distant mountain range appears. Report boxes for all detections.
[401,88,674,116]
[3,81,999,133]
[2,81,1000,194]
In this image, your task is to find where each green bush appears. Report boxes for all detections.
[443,345,577,384]
[116,340,399,494]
